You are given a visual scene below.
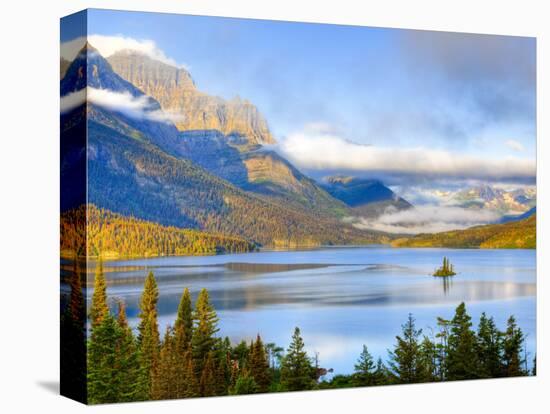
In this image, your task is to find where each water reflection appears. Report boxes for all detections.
[77,247,536,374]
[441,276,453,295]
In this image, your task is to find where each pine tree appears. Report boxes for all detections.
[152,326,179,400]
[115,301,146,402]
[248,335,271,392]
[199,351,218,397]
[192,289,219,375]
[435,317,451,380]
[447,302,479,380]
[90,259,109,329]
[353,345,376,386]
[60,259,86,401]
[138,271,159,341]
[231,368,258,395]
[174,288,193,352]
[502,316,527,377]
[280,327,315,391]
[476,312,503,378]
[137,271,160,398]
[372,357,389,385]
[232,340,250,367]
[183,350,200,398]
[419,336,438,382]
[172,288,195,398]
[87,314,122,404]
[215,352,230,396]
[389,313,423,383]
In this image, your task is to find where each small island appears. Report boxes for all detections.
[433,256,456,277]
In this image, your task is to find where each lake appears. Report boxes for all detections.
[86,247,537,375]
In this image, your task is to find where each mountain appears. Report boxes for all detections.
[60,44,380,248]
[452,185,536,215]
[321,176,412,217]
[392,214,536,249]
[107,50,275,146]
[499,206,537,223]
[60,57,70,79]
[107,50,347,216]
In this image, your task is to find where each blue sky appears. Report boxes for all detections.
[81,9,536,155]
[62,9,536,193]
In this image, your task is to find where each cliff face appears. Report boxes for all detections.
[61,45,377,247]
[107,50,275,145]
[105,50,346,217]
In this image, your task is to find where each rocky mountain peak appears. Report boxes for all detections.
[107,51,276,145]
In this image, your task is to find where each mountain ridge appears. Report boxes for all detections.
[106,50,347,216]
[392,214,536,249]
[107,50,275,146]
[60,44,381,247]
[321,175,412,217]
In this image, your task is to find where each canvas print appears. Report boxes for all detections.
[60,9,536,405]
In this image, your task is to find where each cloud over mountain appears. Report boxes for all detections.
[60,87,183,124]
[278,127,535,184]
[351,205,500,234]
[60,35,188,68]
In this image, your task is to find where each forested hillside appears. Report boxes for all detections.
[61,205,257,258]
[60,44,381,249]
[392,215,536,249]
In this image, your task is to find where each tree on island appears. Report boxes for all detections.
[433,256,456,277]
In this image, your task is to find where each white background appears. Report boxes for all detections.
[0,0,547,413]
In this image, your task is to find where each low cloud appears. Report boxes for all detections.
[60,87,184,124]
[60,89,86,113]
[352,205,500,235]
[505,139,525,152]
[278,128,535,183]
[61,35,188,68]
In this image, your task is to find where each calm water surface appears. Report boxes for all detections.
[87,247,536,375]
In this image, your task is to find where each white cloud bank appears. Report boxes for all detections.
[60,87,183,124]
[278,129,535,182]
[60,35,187,68]
[352,205,500,234]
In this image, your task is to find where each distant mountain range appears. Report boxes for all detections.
[60,44,535,249]
[60,44,382,248]
[321,176,412,218]
[451,185,536,215]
